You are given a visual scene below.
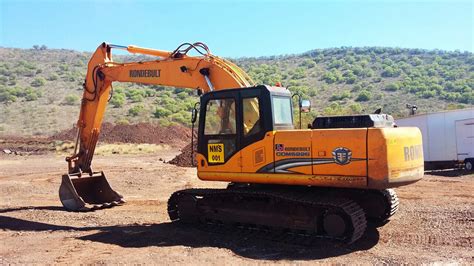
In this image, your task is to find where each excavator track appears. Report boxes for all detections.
[168,187,367,244]
[350,188,399,224]
[379,189,399,222]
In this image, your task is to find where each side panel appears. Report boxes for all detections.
[240,132,276,173]
[271,130,313,174]
[427,112,452,161]
[456,118,474,161]
[368,127,424,189]
[198,127,423,190]
[196,152,241,175]
[311,129,367,177]
[396,108,474,162]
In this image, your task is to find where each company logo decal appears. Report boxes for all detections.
[275,144,310,157]
[332,147,352,165]
[403,145,423,161]
[129,69,160,78]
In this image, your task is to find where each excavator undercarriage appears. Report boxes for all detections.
[168,185,399,244]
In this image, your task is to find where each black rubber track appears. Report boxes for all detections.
[168,187,367,244]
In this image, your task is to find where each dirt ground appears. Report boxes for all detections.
[0,150,473,265]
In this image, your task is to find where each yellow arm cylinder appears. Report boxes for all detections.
[127,45,173,58]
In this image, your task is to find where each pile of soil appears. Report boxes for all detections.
[50,123,191,147]
[168,141,197,167]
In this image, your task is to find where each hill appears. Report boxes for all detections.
[0,46,472,135]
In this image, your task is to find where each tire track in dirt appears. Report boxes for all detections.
[382,233,473,248]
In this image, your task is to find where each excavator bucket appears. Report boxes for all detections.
[59,171,125,211]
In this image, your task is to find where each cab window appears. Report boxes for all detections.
[205,99,236,135]
[272,96,293,125]
[243,97,261,136]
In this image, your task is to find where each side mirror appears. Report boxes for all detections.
[300,100,311,113]
[191,102,200,123]
[191,108,198,123]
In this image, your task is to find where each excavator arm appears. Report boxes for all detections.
[60,42,255,211]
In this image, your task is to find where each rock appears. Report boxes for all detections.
[3,149,12,154]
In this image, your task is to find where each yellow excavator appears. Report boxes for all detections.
[59,42,424,243]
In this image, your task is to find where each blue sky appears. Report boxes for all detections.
[0,0,472,57]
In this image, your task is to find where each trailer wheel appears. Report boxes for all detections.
[465,159,473,171]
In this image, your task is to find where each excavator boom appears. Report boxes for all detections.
[61,42,255,211]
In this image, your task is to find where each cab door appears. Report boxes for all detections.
[197,90,242,173]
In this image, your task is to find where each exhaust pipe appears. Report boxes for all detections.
[59,171,125,211]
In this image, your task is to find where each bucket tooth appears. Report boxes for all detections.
[59,171,124,211]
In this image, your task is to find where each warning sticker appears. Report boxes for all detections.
[208,143,224,163]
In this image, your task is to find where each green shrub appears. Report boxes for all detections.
[64,94,80,105]
[31,77,46,87]
[323,102,344,115]
[381,66,401,77]
[125,88,146,102]
[130,93,144,103]
[144,88,156,97]
[24,87,42,101]
[345,73,357,84]
[48,74,59,81]
[356,90,372,101]
[0,86,30,102]
[291,67,307,79]
[0,76,8,85]
[177,91,188,100]
[0,89,17,103]
[421,90,436,98]
[153,106,172,118]
[8,75,17,86]
[0,66,11,76]
[110,93,126,108]
[59,64,69,72]
[348,103,363,114]
[300,59,316,68]
[385,83,400,91]
[322,72,337,84]
[330,91,351,101]
[128,104,144,116]
[115,118,129,125]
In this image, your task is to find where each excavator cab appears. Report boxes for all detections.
[197,85,294,168]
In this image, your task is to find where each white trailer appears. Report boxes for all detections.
[396,107,474,171]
